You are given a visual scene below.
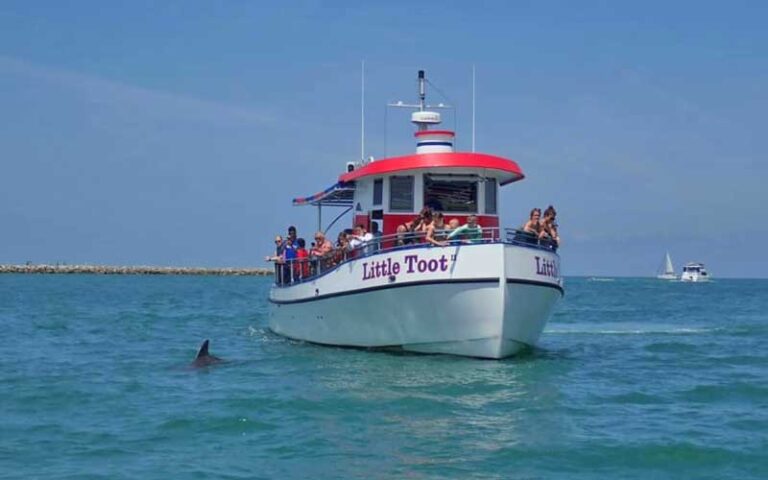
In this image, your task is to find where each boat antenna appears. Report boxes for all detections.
[472,65,476,152]
[388,70,454,153]
[361,60,365,161]
[418,69,426,111]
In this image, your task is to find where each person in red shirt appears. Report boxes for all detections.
[294,238,310,280]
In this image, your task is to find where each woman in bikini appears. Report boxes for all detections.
[523,208,542,234]
[400,207,432,245]
[539,206,560,249]
[425,212,448,246]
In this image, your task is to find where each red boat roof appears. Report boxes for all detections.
[339,152,525,185]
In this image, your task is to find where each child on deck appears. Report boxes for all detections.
[447,215,483,244]
[294,238,310,280]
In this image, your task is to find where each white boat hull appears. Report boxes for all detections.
[268,243,563,359]
[680,272,709,282]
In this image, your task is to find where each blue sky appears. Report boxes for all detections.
[1,1,766,277]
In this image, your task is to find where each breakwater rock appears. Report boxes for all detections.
[0,264,272,276]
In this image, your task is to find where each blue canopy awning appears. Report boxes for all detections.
[292,182,355,207]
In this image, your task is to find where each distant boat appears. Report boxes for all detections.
[656,252,677,280]
[680,262,710,282]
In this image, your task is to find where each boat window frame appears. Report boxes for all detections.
[372,178,383,206]
[389,175,415,212]
[423,174,479,214]
[484,178,498,215]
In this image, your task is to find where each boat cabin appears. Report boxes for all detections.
[293,132,525,238]
[682,263,707,274]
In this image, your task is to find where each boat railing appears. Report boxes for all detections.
[272,226,556,286]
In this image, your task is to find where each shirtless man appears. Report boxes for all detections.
[446,218,460,232]
[311,231,333,257]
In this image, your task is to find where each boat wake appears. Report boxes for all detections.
[246,325,284,342]
[546,325,721,335]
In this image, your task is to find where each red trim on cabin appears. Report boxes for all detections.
[414,130,455,137]
[353,214,369,231]
[339,152,524,185]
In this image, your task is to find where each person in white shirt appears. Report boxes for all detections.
[349,224,374,254]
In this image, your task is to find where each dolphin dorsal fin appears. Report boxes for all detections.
[196,339,210,359]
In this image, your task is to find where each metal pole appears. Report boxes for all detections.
[361,60,365,161]
[418,70,425,111]
[472,65,476,153]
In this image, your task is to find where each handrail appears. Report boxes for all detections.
[271,227,557,286]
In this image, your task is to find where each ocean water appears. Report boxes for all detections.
[1,275,766,479]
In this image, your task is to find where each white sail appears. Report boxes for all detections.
[664,252,674,275]
[657,252,676,279]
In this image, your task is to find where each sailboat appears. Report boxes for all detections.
[656,252,676,280]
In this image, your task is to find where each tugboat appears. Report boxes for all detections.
[268,71,563,359]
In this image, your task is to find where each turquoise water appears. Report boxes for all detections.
[1,275,766,479]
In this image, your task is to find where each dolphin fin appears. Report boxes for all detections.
[196,339,210,359]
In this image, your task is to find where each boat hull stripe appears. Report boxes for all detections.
[269,277,563,305]
[269,278,498,305]
[506,278,564,295]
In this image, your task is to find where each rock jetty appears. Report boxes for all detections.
[0,264,272,276]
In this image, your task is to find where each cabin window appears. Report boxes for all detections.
[484,179,498,214]
[389,176,414,212]
[373,179,383,206]
[423,175,478,213]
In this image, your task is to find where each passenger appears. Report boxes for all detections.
[287,225,298,244]
[265,235,285,284]
[432,213,447,240]
[417,209,433,237]
[445,218,461,245]
[370,221,382,252]
[294,238,310,280]
[425,212,448,247]
[311,231,333,257]
[282,237,297,283]
[395,224,408,247]
[518,208,542,245]
[349,224,374,256]
[401,207,432,244]
[522,208,542,235]
[333,231,350,265]
[347,227,362,259]
[539,206,560,250]
[401,218,421,245]
[311,231,334,273]
[265,235,285,262]
[447,215,483,244]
